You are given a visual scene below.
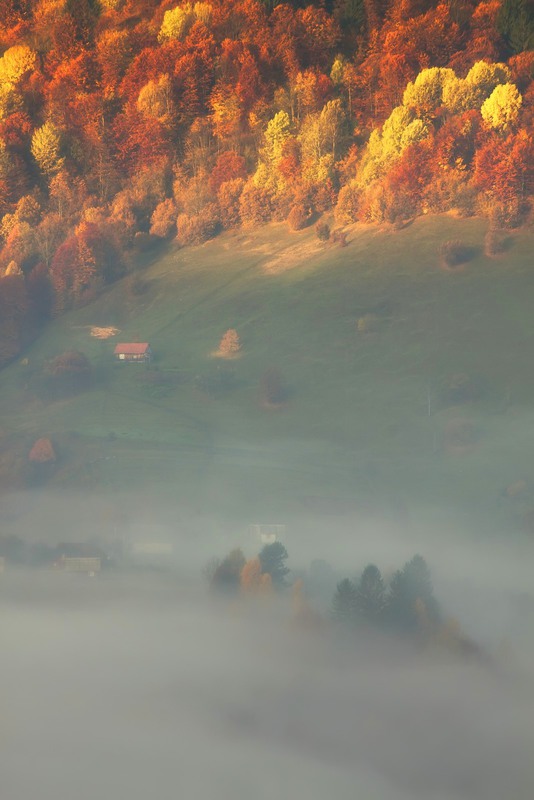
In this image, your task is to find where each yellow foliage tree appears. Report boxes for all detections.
[443,61,512,114]
[31,121,64,175]
[158,4,195,42]
[254,110,291,193]
[0,45,36,84]
[359,106,428,186]
[137,74,174,121]
[263,110,291,163]
[466,60,511,98]
[481,83,522,132]
[193,2,212,25]
[442,76,479,114]
[402,67,456,115]
[329,56,345,86]
[298,99,344,185]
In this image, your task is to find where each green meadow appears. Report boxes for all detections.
[2,215,534,535]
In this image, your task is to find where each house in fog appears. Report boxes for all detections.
[114,342,152,363]
[249,524,286,545]
[58,556,101,575]
[52,542,108,575]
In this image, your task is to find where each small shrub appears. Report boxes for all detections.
[46,350,91,377]
[176,203,220,246]
[287,203,312,231]
[217,329,241,357]
[334,181,359,224]
[331,229,348,247]
[315,221,330,241]
[486,197,527,229]
[439,239,473,269]
[42,350,93,397]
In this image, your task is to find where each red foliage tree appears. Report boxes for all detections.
[208,151,247,195]
[474,129,534,223]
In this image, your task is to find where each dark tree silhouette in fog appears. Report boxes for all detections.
[259,541,290,589]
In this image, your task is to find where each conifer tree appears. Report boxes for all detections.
[355,564,386,624]
[386,555,440,633]
[258,541,290,589]
[331,578,357,626]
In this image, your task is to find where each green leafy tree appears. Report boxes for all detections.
[259,541,290,589]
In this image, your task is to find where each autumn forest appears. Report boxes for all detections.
[0,0,532,367]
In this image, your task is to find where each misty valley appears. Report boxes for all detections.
[1,0,534,797]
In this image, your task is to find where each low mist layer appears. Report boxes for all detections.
[3,528,534,800]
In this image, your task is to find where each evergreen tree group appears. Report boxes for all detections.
[331,555,441,635]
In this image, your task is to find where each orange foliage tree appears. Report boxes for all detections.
[29,437,56,463]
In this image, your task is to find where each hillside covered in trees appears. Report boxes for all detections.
[0,0,532,365]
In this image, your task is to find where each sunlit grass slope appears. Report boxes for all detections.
[1,215,534,532]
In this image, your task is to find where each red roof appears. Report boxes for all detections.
[114,343,150,355]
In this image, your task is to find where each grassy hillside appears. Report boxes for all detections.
[1,215,534,537]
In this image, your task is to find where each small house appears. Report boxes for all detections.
[114,342,152,363]
[249,524,287,545]
[57,556,102,575]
